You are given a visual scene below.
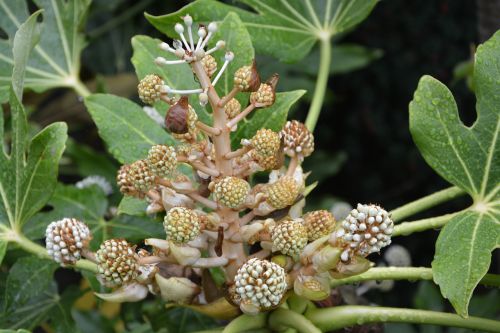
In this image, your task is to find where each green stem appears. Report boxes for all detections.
[222,313,267,333]
[330,267,500,288]
[390,186,466,222]
[9,232,98,273]
[305,37,331,132]
[73,79,91,98]
[269,308,322,333]
[288,293,308,314]
[393,212,461,236]
[306,305,500,332]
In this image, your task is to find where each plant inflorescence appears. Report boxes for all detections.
[44,15,394,315]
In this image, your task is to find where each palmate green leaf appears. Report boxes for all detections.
[147,0,378,63]
[0,12,67,231]
[0,0,90,101]
[409,31,500,317]
[0,256,78,332]
[232,90,306,148]
[85,94,174,164]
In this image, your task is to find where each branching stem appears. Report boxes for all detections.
[393,211,462,236]
[305,37,331,132]
[390,186,466,222]
[226,104,256,129]
[269,308,322,333]
[305,305,500,332]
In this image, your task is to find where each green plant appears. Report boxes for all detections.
[0,1,499,332]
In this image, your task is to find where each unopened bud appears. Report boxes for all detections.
[234,60,261,92]
[165,96,190,134]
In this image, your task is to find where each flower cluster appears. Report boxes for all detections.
[44,15,394,315]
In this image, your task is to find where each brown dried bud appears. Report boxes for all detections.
[234,60,261,92]
[166,96,190,134]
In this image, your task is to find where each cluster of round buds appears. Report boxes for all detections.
[250,129,282,170]
[147,145,177,178]
[163,207,200,243]
[234,258,287,314]
[211,176,250,209]
[336,204,394,262]
[201,54,217,77]
[45,218,91,265]
[117,164,138,197]
[303,210,336,241]
[280,120,314,158]
[127,159,155,193]
[263,176,299,209]
[96,239,138,287]
[250,83,275,107]
[271,219,308,257]
[233,61,260,92]
[138,74,164,105]
[224,98,241,119]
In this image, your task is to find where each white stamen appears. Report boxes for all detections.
[196,27,207,50]
[163,85,203,95]
[159,42,176,54]
[208,22,217,33]
[212,52,234,86]
[205,40,226,55]
[184,15,195,50]
[155,57,186,66]
[179,32,191,52]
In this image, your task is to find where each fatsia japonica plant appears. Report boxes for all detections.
[0,0,499,332]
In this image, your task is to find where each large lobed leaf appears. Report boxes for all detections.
[409,31,500,317]
[0,256,78,332]
[146,0,378,63]
[0,10,67,231]
[0,0,91,101]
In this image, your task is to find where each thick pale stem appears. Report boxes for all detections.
[226,104,256,129]
[305,37,331,132]
[218,87,240,107]
[73,79,91,98]
[191,59,246,279]
[329,266,500,288]
[393,212,461,236]
[390,186,466,222]
[239,211,255,226]
[269,308,322,333]
[305,305,500,332]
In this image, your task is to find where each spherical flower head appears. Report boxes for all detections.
[96,239,138,287]
[147,145,177,178]
[303,210,336,241]
[271,219,308,257]
[251,129,281,158]
[127,159,155,193]
[212,176,250,209]
[138,74,164,105]
[234,258,287,313]
[234,61,260,92]
[164,207,200,243]
[201,54,217,78]
[250,83,275,107]
[280,120,314,158]
[224,98,241,119]
[253,154,282,171]
[264,176,299,209]
[336,203,394,262]
[45,218,91,265]
[117,164,139,197]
